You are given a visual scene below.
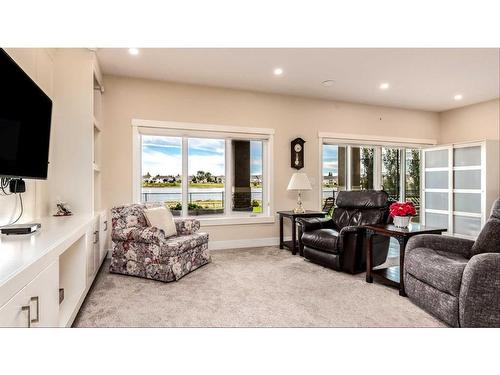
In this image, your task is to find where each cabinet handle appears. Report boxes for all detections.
[21,305,31,328]
[31,296,39,324]
[93,230,99,244]
[104,220,108,231]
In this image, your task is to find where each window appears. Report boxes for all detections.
[134,120,273,225]
[321,141,423,222]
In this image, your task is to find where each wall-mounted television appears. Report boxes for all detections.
[0,48,52,179]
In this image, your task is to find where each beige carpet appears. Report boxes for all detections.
[73,247,445,327]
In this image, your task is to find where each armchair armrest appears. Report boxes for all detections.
[337,225,364,251]
[406,234,474,257]
[296,217,335,232]
[459,253,500,327]
[174,218,200,235]
[112,226,167,245]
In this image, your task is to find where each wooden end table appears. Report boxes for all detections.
[277,210,327,255]
[363,223,447,296]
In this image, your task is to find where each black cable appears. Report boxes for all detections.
[0,177,12,195]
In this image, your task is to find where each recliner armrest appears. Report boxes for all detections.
[296,217,335,232]
[112,226,167,246]
[459,253,500,327]
[337,225,364,251]
[406,234,474,257]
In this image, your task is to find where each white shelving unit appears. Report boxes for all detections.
[422,140,499,239]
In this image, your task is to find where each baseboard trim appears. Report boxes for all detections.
[105,236,292,256]
[209,236,291,250]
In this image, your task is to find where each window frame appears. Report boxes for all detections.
[132,119,275,226]
[318,132,436,210]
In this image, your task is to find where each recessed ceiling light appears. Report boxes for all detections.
[454,94,463,101]
[379,82,390,90]
[273,68,284,76]
[128,48,139,55]
[322,80,335,87]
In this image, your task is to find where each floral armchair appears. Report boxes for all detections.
[109,203,211,282]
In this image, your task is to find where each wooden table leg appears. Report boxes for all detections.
[397,236,408,297]
[366,231,373,283]
[279,215,284,249]
[291,217,297,255]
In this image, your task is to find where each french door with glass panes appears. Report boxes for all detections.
[422,141,487,239]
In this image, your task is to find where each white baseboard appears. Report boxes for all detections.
[106,236,292,256]
[209,236,291,250]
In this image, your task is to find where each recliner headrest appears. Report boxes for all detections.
[490,198,500,220]
[336,190,389,209]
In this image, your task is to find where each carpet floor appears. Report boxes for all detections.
[73,247,445,327]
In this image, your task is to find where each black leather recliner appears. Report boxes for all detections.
[297,190,391,274]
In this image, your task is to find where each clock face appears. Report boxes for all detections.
[294,144,302,153]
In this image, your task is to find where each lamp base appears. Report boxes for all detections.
[293,191,305,213]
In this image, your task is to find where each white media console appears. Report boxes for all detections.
[0,212,108,327]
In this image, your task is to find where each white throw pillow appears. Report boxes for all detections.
[143,206,177,238]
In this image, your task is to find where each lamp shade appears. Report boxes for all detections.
[287,172,312,191]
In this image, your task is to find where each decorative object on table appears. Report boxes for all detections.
[277,210,327,255]
[287,172,312,214]
[389,201,416,228]
[290,137,305,169]
[53,200,73,216]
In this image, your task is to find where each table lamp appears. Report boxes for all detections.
[287,172,312,213]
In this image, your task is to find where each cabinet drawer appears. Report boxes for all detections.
[0,260,59,328]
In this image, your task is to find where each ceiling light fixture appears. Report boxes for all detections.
[128,48,139,55]
[273,68,284,76]
[322,80,335,87]
[379,82,390,90]
[454,94,463,101]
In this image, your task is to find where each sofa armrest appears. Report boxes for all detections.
[174,218,200,235]
[296,217,335,232]
[459,253,500,327]
[337,225,363,251]
[406,234,474,257]
[112,226,166,245]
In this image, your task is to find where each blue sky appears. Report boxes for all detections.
[142,136,262,176]
[322,145,338,176]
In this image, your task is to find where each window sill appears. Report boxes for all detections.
[198,215,275,227]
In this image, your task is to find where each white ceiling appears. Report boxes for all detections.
[97,48,499,112]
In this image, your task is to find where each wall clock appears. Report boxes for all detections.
[291,137,305,170]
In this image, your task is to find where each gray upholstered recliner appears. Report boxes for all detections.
[404,198,500,327]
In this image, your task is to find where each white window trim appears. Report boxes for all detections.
[318,132,435,210]
[132,119,275,226]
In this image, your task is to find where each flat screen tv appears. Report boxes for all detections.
[0,48,52,179]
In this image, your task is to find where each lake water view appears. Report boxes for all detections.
[142,187,263,203]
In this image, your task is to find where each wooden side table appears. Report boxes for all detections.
[277,210,327,255]
[363,223,447,296]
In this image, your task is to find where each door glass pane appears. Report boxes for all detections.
[425,149,448,168]
[425,192,448,211]
[350,146,374,190]
[230,140,263,214]
[188,138,225,216]
[454,193,481,214]
[141,135,182,215]
[425,171,448,189]
[454,146,481,167]
[425,212,448,230]
[454,170,481,190]
[381,147,401,201]
[405,149,421,222]
[322,145,346,206]
[454,215,481,237]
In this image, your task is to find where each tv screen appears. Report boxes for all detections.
[0,48,52,179]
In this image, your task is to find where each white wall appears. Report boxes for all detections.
[0,49,55,225]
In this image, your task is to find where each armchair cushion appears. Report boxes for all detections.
[143,206,177,238]
[405,247,468,296]
[301,229,339,253]
[470,218,500,256]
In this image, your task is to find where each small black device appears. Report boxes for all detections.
[9,178,25,193]
[0,223,41,235]
[291,137,305,170]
